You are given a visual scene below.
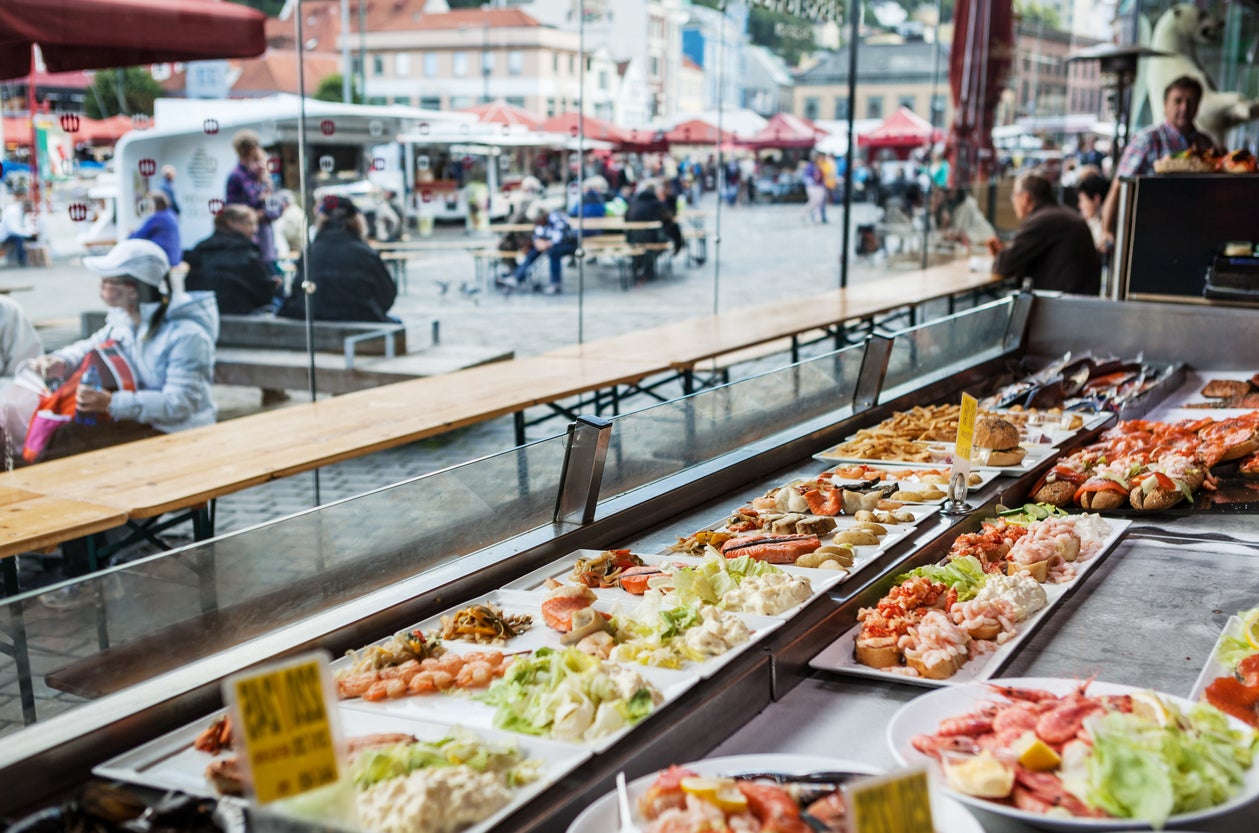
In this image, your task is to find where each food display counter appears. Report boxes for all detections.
[2,294,1257,833]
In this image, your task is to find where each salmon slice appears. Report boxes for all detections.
[540,583,598,632]
[804,489,843,516]
[720,534,821,564]
[617,565,667,595]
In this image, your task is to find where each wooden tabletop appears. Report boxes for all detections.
[0,495,128,560]
[487,219,663,233]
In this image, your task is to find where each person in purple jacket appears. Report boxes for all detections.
[128,191,181,267]
[225,129,282,274]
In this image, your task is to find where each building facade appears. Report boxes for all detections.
[792,41,952,126]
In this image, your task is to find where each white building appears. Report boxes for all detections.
[505,0,684,122]
[680,1,748,113]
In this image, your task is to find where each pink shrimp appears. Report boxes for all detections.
[407,671,437,694]
[455,660,493,688]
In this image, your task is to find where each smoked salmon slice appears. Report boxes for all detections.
[720,534,820,564]
[616,565,666,595]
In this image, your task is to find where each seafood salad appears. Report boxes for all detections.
[635,766,849,833]
[910,681,1258,827]
[610,590,752,669]
[1203,605,1259,728]
[663,554,814,616]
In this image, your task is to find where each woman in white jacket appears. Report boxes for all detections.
[29,239,219,461]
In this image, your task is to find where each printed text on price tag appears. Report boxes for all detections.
[848,766,934,833]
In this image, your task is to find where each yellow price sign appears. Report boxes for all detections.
[954,393,978,463]
[848,767,934,833]
[226,653,341,804]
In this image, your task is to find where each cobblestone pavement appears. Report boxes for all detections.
[1,194,982,734]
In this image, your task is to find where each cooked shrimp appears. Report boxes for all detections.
[455,660,493,688]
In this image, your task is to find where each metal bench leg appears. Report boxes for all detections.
[514,411,526,447]
[1,559,37,723]
[88,536,110,650]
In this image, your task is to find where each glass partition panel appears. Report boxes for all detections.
[881,298,1013,396]
[600,343,865,499]
[0,432,567,737]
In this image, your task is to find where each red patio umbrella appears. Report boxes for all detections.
[947,0,1014,186]
[665,118,737,146]
[460,99,544,131]
[741,112,827,151]
[538,112,627,145]
[0,0,268,80]
[857,106,944,149]
[76,114,137,144]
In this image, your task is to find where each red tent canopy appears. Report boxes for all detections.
[459,99,544,131]
[77,114,137,143]
[665,118,737,146]
[741,112,827,150]
[857,107,943,149]
[538,112,627,144]
[0,0,268,80]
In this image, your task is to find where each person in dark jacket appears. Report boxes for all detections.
[991,170,1101,295]
[625,180,672,283]
[277,196,397,322]
[184,205,278,315]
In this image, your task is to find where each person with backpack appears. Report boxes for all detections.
[501,205,578,295]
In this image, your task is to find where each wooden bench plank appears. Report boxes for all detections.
[82,312,406,356]
[0,497,127,560]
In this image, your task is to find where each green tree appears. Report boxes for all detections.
[1014,0,1061,29]
[226,0,285,15]
[748,7,816,66]
[446,0,487,8]
[84,67,164,119]
[314,73,363,104]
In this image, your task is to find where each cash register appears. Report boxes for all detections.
[1204,244,1259,301]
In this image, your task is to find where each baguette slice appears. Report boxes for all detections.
[854,636,901,669]
[1008,558,1050,583]
[966,621,1003,641]
[906,651,965,680]
[1033,480,1076,507]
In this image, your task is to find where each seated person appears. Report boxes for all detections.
[991,170,1101,295]
[626,180,673,282]
[1076,174,1110,252]
[568,175,608,235]
[503,206,577,295]
[934,188,998,252]
[184,205,280,314]
[277,197,398,322]
[129,191,182,267]
[27,239,218,463]
[1,188,37,267]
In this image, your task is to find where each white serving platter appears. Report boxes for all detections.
[1188,614,1252,704]
[503,549,848,619]
[94,707,591,833]
[817,462,1002,503]
[809,518,1131,687]
[567,754,984,833]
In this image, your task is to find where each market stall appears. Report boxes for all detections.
[2,293,1258,833]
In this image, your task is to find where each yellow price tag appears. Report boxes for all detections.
[226,653,341,804]
[955,393,978,463]
[848,767,934,833]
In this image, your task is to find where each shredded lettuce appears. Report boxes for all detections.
[350,729,537,788]
[1218,607,1259,671]
[896,555,988,601]
[1082,696,1258,826]
[993,502,1070,525]
[667,554,782,607]
[475,647,660,742]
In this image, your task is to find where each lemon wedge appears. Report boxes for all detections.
[1130,690,1172,727]
[680,776,748,814]
[1243,608,1259,651]
[1012,732,1062,772]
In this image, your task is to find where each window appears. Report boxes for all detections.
[392,96,411,106]
[930,94,946,121]
[450,95,473,109]
[546,97,557,116]
[395,53,411,76]
[505,96,526,107]
[419,96,441,110]
[833,97,849,119]
[424,52,438,77]
[803,97,820,120]
[372,55,384,76]
[367,96,387,106]
[650,56,659,77]
[508,50,523,76]
[599,70,609,90]
[482,51,495,74]
[897,95,915,112]
[568,54,575,74]
[453,51,468,77]
[351,57,361,78]
[866,96,883,118]
[552,53,559,73]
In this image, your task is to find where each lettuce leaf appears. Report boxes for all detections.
[895,555,988,601]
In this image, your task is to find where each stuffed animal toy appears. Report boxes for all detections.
[1145,4,1259,148]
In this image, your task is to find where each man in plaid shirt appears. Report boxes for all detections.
[1101,76,1215,244]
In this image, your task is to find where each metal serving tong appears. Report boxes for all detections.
[720,769,866,786]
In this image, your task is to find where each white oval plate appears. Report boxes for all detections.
[887,677,1259,831]
[566,753,984,833]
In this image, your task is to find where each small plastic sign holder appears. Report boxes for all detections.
[223,651,357,830]
[943,393,977,516]
[847,765,934,833]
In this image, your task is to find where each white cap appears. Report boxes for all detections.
[83,239,169,288]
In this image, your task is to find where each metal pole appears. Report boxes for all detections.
[840,0,860,289]
[296,4,321,505]
[921,0,944,270]
[483,22,491,104]
[713,3,727,315]
[340,0,351,103]
[577,10,586,344]
[358,0,366,102]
